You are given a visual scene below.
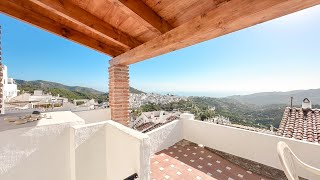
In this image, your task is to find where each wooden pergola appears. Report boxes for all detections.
[1,0,319,125]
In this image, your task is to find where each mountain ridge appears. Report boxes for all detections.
[228,88,320,106]
[15,79,320,107]
[15,79,104,95]
[15,79,145,94]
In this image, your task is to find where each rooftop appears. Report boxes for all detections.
[278,107,320,143]
[132,110,180,132]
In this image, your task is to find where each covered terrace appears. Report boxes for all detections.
[1,0,320,180]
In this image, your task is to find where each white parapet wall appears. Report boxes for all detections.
[0,111,85,180]
[73,108,111,124]
[0,112,151,180]
[71,120,151,180]
[183,118,320,180]
[106,121,150,180]
[146,120,183,154]
[71,122,108,180]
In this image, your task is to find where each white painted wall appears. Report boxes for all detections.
[74,108,111,124]
[72,122,108,180]
[71,120,150,180]
[106,121,150,180]
[7,110,320,179]
[3,84,17,102]
[183,118,320,180]
[0,111,85,180]
[2,65,18,103]
[0,114,151,180]
[147,120,183,154]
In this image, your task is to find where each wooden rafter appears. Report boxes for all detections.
[110,0,320,65]
[0,0,125,56]
[26,0,142,49]
[109,0,173,34]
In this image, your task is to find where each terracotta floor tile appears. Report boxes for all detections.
[151,142,269,180]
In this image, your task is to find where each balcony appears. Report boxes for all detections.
[1,111,320,180]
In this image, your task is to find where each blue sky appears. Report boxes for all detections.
[0,5,320,97]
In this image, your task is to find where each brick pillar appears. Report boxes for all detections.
[0,26,3,114]
[108,65,130,126]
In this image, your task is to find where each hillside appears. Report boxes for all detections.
[16,80,318,128]
[228,89,320,106]
[15,80,104,95]
[15,79,145,102]
[134,88,320,128]
[129,87,145,94]
[189,97,285,128]
[16,79,108,102]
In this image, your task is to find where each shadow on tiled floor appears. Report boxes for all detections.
[150,140,268,180]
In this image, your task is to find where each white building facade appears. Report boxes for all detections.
[2,65,18,102]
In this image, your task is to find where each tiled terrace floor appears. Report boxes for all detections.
[150,141,268,180]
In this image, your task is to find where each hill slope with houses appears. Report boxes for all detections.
[15,80,320,129]
[15,79,144,103]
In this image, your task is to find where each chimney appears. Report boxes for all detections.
[302,98,312,111]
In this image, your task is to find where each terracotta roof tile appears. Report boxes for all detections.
[141,117,178,133]
[134,122,155,131]
[278,107,320,143]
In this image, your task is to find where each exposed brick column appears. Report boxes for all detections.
[0,26,3,114]
[108,65,130,126]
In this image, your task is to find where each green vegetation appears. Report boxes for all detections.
[189,97,286,128]
[15,79,104,94]
[132,100,215,122]
[16,79,108,103]
[17,79,320,129]
[49,88,108,103]
[16,79,145,103]
[133,97,290,129]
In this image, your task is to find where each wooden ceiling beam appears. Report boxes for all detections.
[28,0,142,49]
[109,0,173,34]
[0,0,126,57]
[110,0,320,65]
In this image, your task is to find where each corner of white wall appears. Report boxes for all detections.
[180,113,195,121]
[105,120,151,180]
[147,120,183,154]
